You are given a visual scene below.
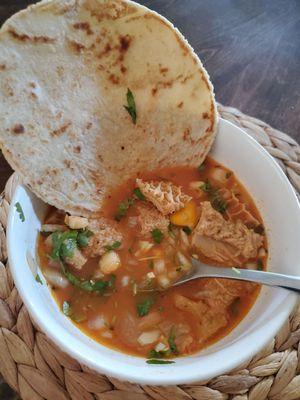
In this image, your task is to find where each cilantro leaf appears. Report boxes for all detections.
[77,230,93,247]
[168,327,178,355]
[137,297,154,317]
[124,88,137,124]
[35,274,43,285]
[115,198,134,221]
[211,191,227,214]
[146,359,175,365]
[61,261,116,295]
[257,260,263,271]
[50,230,78,261]
[15,202,25,222]
[133,187,145,200]
[182,226,192,235]
[151,229,163,244]
[105,241,121,251]
[200,181,212,192]
[62,301,71,317]
[62,301,86,322]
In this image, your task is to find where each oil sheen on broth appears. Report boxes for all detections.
[37,157,267,360]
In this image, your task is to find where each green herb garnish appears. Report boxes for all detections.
[124,88,137,124]
[146,359,175,365]
[257,260,263,271]
[137,297,154,317]
[62,301,86,322]
[200,181,212,192]
[61,262,116,295]
[63,301,71,317]
[211,190,227,213]
[168,327,178,355]
[198,163,205,172]
[115,198,134,221]
[77,230,93,247]
[133,187,145,200]
[51,230,78,261]
[105,241,121,251]
[182,226,192,235]
[151,229,163,244]
[15,202,25,222]
[35,274,43,285]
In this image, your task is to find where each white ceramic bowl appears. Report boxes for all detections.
[7,118,300,385]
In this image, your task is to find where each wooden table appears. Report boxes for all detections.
[0,0,299,192]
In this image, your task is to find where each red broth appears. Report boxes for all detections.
[37,157,267,359]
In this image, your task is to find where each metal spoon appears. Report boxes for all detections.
[171,258,300,294]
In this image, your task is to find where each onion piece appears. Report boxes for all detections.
[87,315,106,330]
[41,224,67,233]
[43,269,69,288]
[158,275,170,288]
[153,259,165,274]
[137,330,160,346]
[99,251,121,274]
[121,276,130,287]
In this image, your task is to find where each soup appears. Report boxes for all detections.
[37,157,267,362]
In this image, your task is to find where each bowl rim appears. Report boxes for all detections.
[7,118,299,385]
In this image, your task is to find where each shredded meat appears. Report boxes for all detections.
[136,178,191,215]
[219,188,260,226]
[85,218,122,257]
[174,293,208,319]
[192,202,262,263]
[136,203,169,236]
[197,310,228,344]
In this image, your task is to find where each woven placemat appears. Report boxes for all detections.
[0,104,300,400]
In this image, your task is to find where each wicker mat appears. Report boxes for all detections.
[0,105,300,400]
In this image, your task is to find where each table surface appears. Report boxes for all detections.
[0,0,299,193]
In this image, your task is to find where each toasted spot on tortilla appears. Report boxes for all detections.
[8,28,55,43]
[73,22,94,35]
[51,123,71,137]
[69,40,86,53]
[12,124,24,134]
[74,145,81,153]
[0,64,6,70]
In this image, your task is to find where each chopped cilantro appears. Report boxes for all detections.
[149,349,168,358]
[50,230,78,261]
[115,198,134,221]
[211,190,227,213]
[62,301,86,322]
[77,230,93,247]
[182,226,192,235]
[137,297,154,317]
[133,187,145,200]
[198,163,205,172]
[62,301,71,317]
[124,88,137,124]
[257,260,263,271]
[200,181,212,192]
[35,274,43,285]
[15,202,25,222]
[105,241,121,251]
[61,261,116,295]
[151,229,163,244]
[168,327,178,355]
[146,359,175,365]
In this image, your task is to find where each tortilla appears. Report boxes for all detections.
[0,0,218,217]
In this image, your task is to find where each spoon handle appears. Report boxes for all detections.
[185,260,300,294]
